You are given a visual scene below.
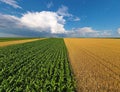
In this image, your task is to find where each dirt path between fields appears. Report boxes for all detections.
[0,38,43,47]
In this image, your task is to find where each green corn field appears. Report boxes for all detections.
[0,38,75,92]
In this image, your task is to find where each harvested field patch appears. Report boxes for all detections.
[64,38,120,92]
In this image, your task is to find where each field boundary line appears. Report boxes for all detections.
[0,38,45,47]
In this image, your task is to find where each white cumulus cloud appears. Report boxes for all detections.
[117,28,120,34]
[0,4,113,37]
[66,27,98,37]
[0,13,112,37]
[20,11,66,34]
[66,27,111,37]
[0,11,66,34]
[0,0,21,9]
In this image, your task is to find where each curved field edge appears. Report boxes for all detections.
[0,38,41,42]
[0,38,76,92]
[0,38,45,47]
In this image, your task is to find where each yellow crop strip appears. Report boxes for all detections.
[0,38,43,47]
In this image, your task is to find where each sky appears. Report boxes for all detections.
[0,0,120,37]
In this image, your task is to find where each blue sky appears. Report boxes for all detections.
[0,0,120,37]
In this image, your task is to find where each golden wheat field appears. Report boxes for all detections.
[64,38,120,92]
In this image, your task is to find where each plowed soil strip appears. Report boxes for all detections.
[64,38,120,92]
[0,39,42,47]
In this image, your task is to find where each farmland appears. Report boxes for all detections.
[64,38,120,92]
[1,38,120,92]
[0,38,75,91]
[0,38,39,42]
[0,38,41,47]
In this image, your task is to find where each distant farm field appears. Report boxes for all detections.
[64,38,120,92]
[0,38,41,47]
[0,38,39,42]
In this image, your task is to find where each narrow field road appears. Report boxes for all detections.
[0,39,42,47]
[64,38,120,92]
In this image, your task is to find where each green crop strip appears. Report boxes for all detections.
[0,38,75,92]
